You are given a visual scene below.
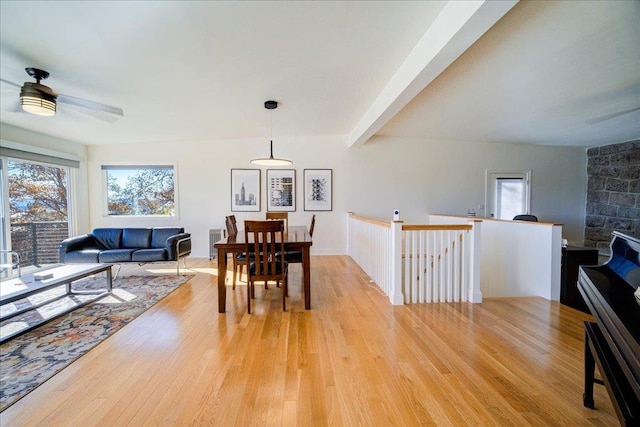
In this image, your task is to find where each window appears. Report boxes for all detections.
[495,178,526,220]
[485,170,531,220]
[102,165,177,217]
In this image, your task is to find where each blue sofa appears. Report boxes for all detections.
[58,227,191,274]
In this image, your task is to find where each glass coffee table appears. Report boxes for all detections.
[0,263,112,343]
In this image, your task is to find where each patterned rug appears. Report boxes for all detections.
[0,274,192,412]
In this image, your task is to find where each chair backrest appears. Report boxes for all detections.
[266,211,288,230]
[244,220,286,281]
[513,214,538,222]
[309,214,316,237]
[225,215,238,237]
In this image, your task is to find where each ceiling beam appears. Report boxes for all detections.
[347,0,519,148]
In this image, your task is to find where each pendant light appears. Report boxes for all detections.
[250,100,292,166]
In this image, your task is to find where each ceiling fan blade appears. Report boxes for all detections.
[60,102,121,123]
[57,93,124,117]
[585,106,640,124]
[0,78,22,89]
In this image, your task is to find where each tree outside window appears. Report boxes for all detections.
[103,165,176,216]
[9,161,68,222]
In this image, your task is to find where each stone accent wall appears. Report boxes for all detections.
[585,139,640,254]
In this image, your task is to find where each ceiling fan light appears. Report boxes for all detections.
[20,84,57,116]
[21,96,56,116]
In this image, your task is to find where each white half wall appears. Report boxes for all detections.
[431,214,563,300]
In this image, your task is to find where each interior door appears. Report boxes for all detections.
[485,170,531,219]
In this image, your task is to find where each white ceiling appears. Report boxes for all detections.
[0,1,638,148]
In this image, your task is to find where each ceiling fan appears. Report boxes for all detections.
[0,67,124,122]
[585,106,640,125]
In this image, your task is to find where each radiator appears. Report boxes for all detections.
[209,228,225,259]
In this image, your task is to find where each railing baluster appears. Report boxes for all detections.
[418,230,425,303]
[426,231,432,303]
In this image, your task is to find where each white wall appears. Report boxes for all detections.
[87,135,350,257]
[2,125,587,258]
[346,136,587,244]
[84,134,587,258]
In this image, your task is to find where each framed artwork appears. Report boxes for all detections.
[231,169,260,212]
[304,169,332,211]
[267,169,296,212]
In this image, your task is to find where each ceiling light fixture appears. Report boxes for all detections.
[20,68,57,116]
[250,100,292,166]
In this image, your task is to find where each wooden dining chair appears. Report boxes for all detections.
[244,220,288,314]
[282,214,315,265]
[266,211,288,230]
[225,215,247,289]
[309,214,316,237]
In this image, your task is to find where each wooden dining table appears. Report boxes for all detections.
[214,225,313,313]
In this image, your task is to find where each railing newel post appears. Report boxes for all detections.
[468,219,483,303]
[389,220,404,305]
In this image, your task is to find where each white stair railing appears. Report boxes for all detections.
[347,213,392,296]
[347,213,482,305]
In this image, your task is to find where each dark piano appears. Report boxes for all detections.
[578,231,640,426]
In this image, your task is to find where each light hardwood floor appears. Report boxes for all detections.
[1,256,618,426]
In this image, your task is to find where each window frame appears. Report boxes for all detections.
[101,162,179,219]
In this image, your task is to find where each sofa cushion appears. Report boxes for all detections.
[64,249,101,263]
[92,228,123,249]
[151,227,184,248]
[132,248,168,262]
[99,249,135,263]
[122,228,152,249]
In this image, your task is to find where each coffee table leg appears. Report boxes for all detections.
[106,266,113,292]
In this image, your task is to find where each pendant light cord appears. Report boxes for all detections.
[270,108,274,157]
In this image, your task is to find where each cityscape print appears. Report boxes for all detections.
[231,169,260,212]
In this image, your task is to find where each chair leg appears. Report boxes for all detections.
[283,276,287,311]
[247,280,251,314]
[285,275,288,297]
[232,257,237,290]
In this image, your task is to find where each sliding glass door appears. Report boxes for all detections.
[0,156,72,276]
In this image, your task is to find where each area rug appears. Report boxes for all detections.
[0,274,193,412]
